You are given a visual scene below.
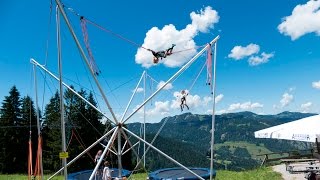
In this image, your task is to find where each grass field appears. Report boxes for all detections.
[214,141,282,161]
[216,167,282,180]
[0,167,281,180]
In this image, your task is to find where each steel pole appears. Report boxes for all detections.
[123,127,205,180]
[30,58,114,125]
[123,36,220,124]
[56,8,68,179]
[210,41,218,180]
[48,127,116,179]
[55,0,119,124]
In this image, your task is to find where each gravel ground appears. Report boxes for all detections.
[272,164,306,180]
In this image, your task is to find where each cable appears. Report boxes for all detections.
[63,4,201,54]
[188,59,207,92]
[42,0,53,67]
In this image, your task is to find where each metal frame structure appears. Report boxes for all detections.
[32,0,220,179]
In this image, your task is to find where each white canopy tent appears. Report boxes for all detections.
[254,114,320,143]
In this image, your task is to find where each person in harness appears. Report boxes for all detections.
[148,44,176,64]
[180,90,189,112]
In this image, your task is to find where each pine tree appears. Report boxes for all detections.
[85,92,104,142]
[20,96,38,173]
[42,91,61,171]
[64,88,92,171]
[0,86,22,173]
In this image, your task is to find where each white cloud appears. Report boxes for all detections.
[228,101,263,112]
[171,90,218,110]
[228,44,260,60]
[190,6,219,33]
[248,52,274,66]
[278,1,320,40]
[312,81,320,89]
[215,109,227,115]
[134,87,144,93]
[135,6,219,68]
[301,102,312,113]
[216,101,263,114]
[215,94,224,104]
[146,101,170,116]
[280,93,294,107]
[203,96,212,105]
[157,81,173,90]
[171,92,202,109]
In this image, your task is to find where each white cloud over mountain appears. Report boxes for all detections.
[135,6,219,68]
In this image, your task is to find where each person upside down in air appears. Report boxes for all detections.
[148,44,175,64]
[180,90,189,112]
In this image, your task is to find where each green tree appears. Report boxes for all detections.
[20,96,38,172]
[65,88,95,172]
[0,86,22,173]
[42,91,61,171]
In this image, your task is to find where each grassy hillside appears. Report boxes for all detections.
[216,167,282,180]
[215,141,273,161]
[127,111,313,171]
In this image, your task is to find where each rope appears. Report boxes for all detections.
[128,117,170,179]
[74,46,104,113]
[84,18,148,50]
[172,44,206,54]
[80,17,100,75]
[28,132,33,180]
[64,5,200,55]
[100,73,122,109]
[66,130,74,150]
[206,44,213,93]
[65,118,96,162]
[33,136,42,179]
[188,60,207,92]
[42,0,53,67]
[106,75,140,94]
[28,96,33,180]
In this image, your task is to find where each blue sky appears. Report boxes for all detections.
[1,0,320,123]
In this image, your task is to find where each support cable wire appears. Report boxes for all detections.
[100,73,123,110]
[42,0,53,67]
[127,116,170,179]
[32,58,116,126]
[64,4,204,53]
[188,59,207,92]
[75,51,103,111]
[48,127,117,179]
[66,129,95,162]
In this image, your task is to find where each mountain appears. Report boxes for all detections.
[127,111,316,171]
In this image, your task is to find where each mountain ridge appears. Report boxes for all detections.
[127,111,316,170]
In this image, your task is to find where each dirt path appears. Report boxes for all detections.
[272,164,306,180]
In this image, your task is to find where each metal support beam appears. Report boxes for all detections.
[48,127,116,179]
[56,8,68,179]
[120,71,145,122]
[123,127,205,180]
[30,58,114,125]
[55,0,119,124]
[89,128,119,180]
[122,36,220,124]
[210,41,218,180]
